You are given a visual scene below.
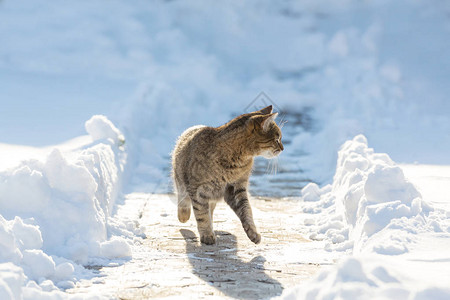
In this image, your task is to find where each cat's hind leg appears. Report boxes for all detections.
[176,182,191,223]
[224,183,261,244]
[178,195,191,223]
[209,201,217,223]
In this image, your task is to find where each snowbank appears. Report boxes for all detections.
[0,115,129,298]
[282,256,450,300]
[300,135,446,254]
[283,135,450,299]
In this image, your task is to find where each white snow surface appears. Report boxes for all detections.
[301,135,441,255]
[282,135,450,299]
[0,116,130,299]
[282,256,450,300]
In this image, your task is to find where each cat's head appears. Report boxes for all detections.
[246,106,284,158]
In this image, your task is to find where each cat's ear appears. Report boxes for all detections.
[254,105,273,115]
[250,112,278,132]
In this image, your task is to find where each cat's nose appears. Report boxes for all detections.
[279,142,284,151]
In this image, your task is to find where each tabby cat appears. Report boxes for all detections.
[171,105,283,245]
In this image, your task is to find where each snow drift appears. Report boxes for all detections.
[0,115,130,298]
[300,135,445,254]
[283,135,450,299]
[282,256,450,300]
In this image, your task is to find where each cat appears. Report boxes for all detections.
[171,105,283,245]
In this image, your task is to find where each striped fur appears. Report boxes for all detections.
[171,105,284,245]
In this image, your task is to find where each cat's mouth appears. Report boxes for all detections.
[273,149,282,156]
[260,149,282,159]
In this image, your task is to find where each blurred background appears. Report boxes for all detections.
[1,0,449,195]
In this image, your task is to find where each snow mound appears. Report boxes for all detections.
[282,256,450,300]
[0,115,129,298]
[0,263,25,300]
[285,135,450,300]
[100,236,131,259]
[85,115,125,145]
[302,135,443,254]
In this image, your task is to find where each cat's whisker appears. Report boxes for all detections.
[275,159,279,175]
[268,159,273,175]
[266,157,279,175]
[270,158,275,175]
[270,159,274,175]
[279,119,288,129]
[265,159,271,174]
[273,157,279,175]
[278,113,287,129]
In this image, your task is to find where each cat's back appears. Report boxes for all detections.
[172,125,216,163]
[174,125,206,150]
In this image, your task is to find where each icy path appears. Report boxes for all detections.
[68,194,321,299]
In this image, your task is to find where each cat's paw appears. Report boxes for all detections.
[178,207,191,223]
[246,228,261,244]
[200,234,216,245]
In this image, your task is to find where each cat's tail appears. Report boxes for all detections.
[177,194,191,223]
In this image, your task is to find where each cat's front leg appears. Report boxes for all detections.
[224,183,261,244]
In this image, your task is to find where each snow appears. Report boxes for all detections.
[0,116,130,298]
[99,236,131,259]
[400,164,450,211]
[282,135,450,299]
[1,0,450,298]
[85,116,125,146]
[0,263,24,300]
[282,256,450,300]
